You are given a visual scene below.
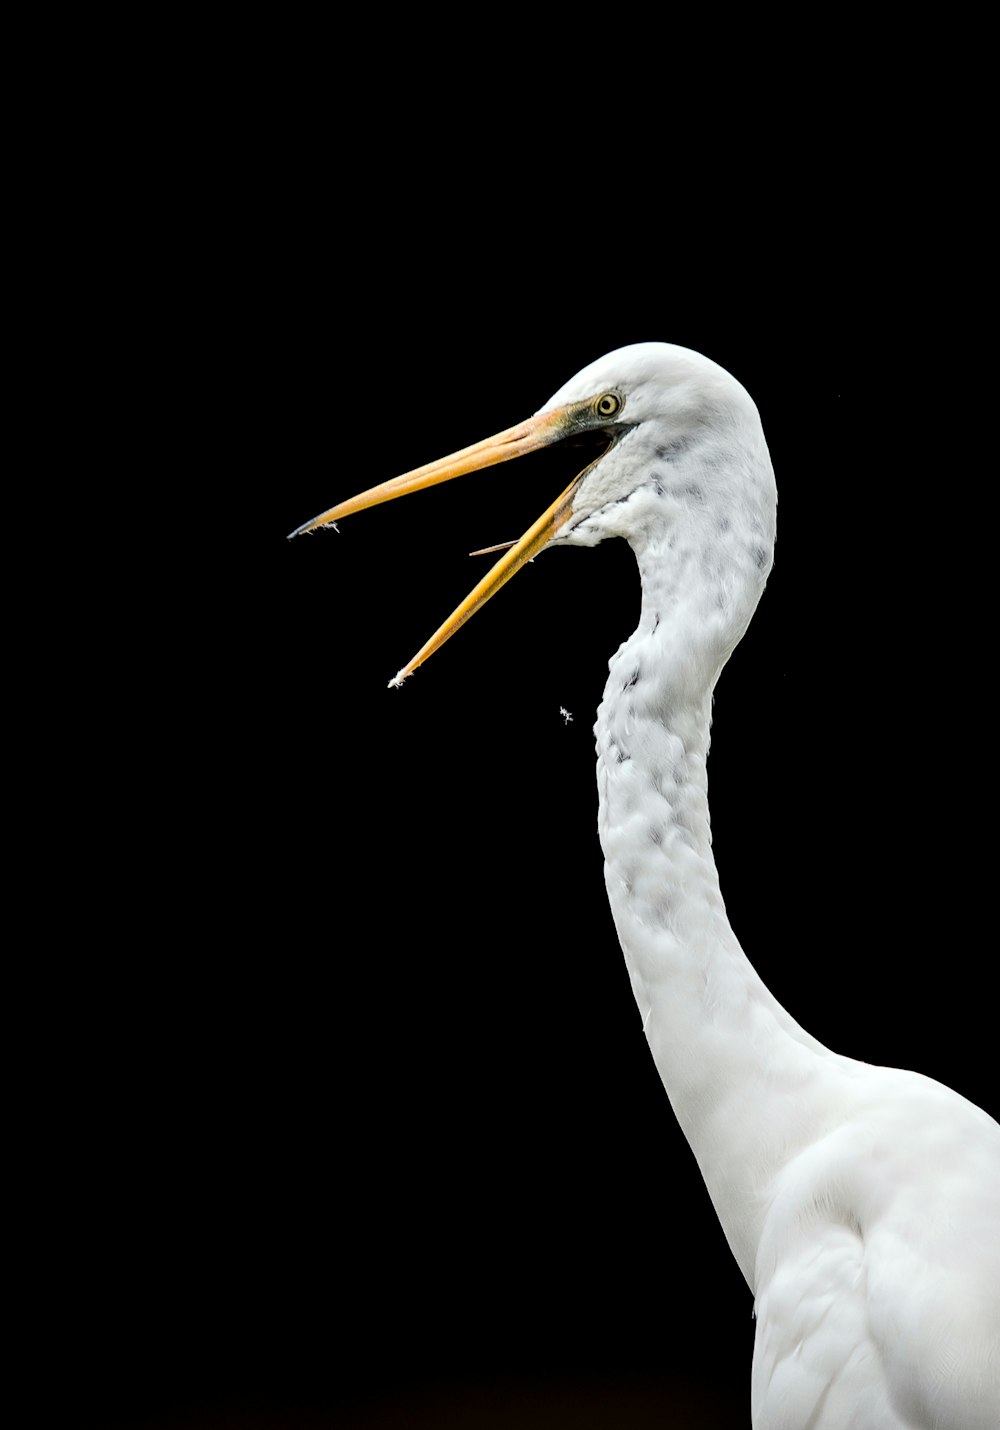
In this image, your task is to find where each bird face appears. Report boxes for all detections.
[288,343,772,686]
[545,345,770,551]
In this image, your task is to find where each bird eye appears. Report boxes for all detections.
[594,392,623,419]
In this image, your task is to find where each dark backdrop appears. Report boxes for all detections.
[78,74,994,1430]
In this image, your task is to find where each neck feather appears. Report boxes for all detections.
[595,533,840,1284]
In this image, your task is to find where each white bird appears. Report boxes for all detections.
[289,344,1000,1427]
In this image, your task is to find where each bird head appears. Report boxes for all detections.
[288,343,776,685]
[540,344,775,555]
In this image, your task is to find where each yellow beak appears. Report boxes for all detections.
[288,399,602,686]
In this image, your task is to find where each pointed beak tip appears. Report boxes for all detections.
[287,518,338,541]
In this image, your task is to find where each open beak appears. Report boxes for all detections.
[288,399,602,686]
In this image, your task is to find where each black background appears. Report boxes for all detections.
[73,54,996,1430]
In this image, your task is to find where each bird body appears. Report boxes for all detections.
[601,584,1000,1426]
[291,344,1000,1427]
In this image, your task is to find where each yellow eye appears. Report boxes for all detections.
[594,392,623,419]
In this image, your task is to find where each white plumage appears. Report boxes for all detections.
[290,343,1000,1427]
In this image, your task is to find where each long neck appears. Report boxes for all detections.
[596,537,839,1286]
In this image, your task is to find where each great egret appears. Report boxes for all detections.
[289,344,1000,1427]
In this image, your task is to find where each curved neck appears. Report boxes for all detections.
[595,537,836,1285]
